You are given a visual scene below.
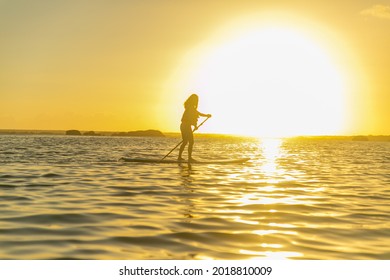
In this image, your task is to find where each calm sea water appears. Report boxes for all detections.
[0,135,389,260]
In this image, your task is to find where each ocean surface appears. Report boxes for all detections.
[0,135,389,260]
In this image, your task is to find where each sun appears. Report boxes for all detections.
[170,19,350,137]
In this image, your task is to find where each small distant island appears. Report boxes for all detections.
[65,129,165,137]
[352,135,369,141]
[65,130,82,136]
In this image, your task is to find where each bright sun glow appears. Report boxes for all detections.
[174,21,349,137]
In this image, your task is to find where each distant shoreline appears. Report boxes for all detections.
[0,129,166,138]
[289,135,390,142]
[0,129,389,141]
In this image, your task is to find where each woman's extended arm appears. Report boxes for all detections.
[198,111,212,118]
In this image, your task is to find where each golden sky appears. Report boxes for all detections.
[1,0,389,136]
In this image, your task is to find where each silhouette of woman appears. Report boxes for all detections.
[178,94,211,162]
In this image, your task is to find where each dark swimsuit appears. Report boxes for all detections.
[180,107,199,141]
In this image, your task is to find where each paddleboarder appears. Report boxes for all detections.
[178,94,211,162]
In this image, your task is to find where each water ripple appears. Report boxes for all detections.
[0,135,389,259]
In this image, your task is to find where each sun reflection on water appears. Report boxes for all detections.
[181,138,326,259]
[224,138,307,259]
[240,249,303,260]
[259,138,283,176]
[253,229,297,236]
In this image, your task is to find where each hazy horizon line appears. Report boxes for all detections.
[1,128,389,139]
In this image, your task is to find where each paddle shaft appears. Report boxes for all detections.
[160,116,210,161]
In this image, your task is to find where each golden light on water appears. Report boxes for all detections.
[220,138,325,259]
[179,137,333,260]
[260,138,282,176]
[253,230,297,236]
[239,249,303,260]
[179,138,323,261]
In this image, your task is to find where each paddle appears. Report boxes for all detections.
[160,116,210,161]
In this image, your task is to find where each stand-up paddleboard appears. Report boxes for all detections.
[119,157,250,164]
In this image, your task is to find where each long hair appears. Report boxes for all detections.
[184,94,199,109]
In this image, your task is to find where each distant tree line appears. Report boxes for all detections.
[65,129,165,137]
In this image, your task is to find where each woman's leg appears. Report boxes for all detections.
[178,124,190,160]
[178,140,188,160]
[188,131,194,160]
